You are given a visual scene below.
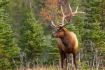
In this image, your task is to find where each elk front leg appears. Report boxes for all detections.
[60,52,67,70]
[60,52,65,68]
[64,55,67,70]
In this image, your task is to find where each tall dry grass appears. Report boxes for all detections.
[16,65,62,70]
[16,64,105,70]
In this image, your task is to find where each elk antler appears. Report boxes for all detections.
[50,5,66,28]
[51,21,57,28]
[61,5,66,26]
[68,4,85,16]
[50,3,85,28]
[60,4,85,26]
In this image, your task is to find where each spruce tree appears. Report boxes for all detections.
[19,1,46,64]
[0,0,20,69]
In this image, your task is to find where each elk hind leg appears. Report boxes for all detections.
[73,53,78,70]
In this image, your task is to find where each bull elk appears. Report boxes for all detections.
[50,4,84,70]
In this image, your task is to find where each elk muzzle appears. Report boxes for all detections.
[52,30,64,38]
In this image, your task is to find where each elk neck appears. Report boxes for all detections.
[59,27,71,49]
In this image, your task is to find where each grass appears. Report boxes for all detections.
[32,66,61,70]
[16,65,105,70]
[17,65,61,70]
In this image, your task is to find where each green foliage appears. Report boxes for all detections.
[81,0,105,67]
[0,58,11,70]
[0,0,9,8]
[0,0,20,69]
[19,5,47,63]
[0,0,105,69]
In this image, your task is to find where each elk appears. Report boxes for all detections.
[50,4,84,70]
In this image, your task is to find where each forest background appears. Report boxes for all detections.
[0,0,105,70]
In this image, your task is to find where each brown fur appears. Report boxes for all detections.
[53,27,78,70]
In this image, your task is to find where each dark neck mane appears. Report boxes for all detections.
[60,30,71,49]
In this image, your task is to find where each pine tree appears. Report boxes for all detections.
[82,0,105,68]
[19,1,47,64]
[0,0,20,69]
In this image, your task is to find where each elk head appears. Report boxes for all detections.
[51,4,84,38]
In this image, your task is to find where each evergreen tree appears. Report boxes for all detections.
[19,1,47,64]
[0,0,20,69]
[82,0,105,67]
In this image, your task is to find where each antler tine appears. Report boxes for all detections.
[68,4,73,14]
[68,4,85,16]
[61,5,66,26]
[51,21,57,28]
[75,6,78,13]
[74,6,85,15]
